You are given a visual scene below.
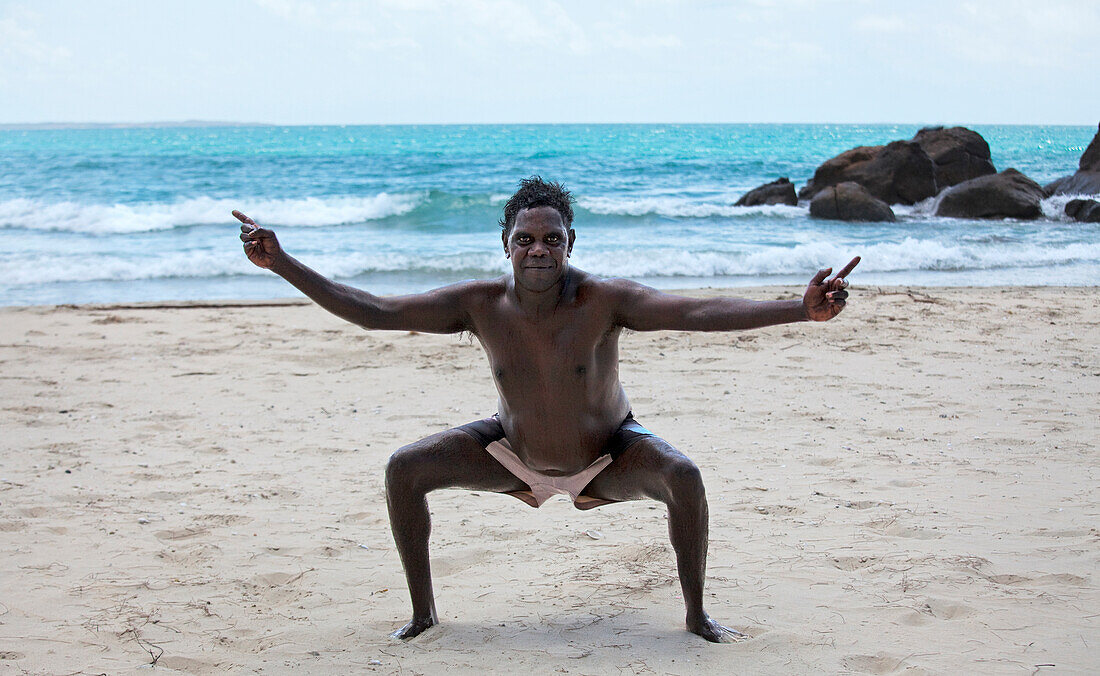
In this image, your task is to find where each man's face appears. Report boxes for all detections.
[503,206,576,292]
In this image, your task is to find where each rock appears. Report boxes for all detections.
[1044,171,1100,196]
[809,182,896,222]
[1045,123,1100,196]
[799,146,880,200]
[1078,123,1100,172]
[933,168,1044,219]
[1065,198,1100,222]
[799,141,937,205]
[911,126,996,189]
[734,177,798,206]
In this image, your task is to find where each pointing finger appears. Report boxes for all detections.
[810,267,832,285]
[834,256,860,279]
[232,210,256,226]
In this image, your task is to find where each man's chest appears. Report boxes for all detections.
[473,308,618,372]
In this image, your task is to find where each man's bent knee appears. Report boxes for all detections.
[385,444,429,496]
[661,456,706,505]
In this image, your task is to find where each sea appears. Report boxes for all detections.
[1,123,1096,306]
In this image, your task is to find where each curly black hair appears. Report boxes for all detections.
[499,176,575,234]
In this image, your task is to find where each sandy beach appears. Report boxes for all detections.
[0,285,1097,674]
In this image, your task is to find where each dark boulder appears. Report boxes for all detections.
[799,141,937,205]
[809,182,896,222]
[734,177,798,206]
[799,146,880,200]
[1065,198,1100,223]
[934,168,1044,219]
[1045,123,1100,196]
[1045,172,1100,196]
[1078,123,1100,171]
[911,126,996,189]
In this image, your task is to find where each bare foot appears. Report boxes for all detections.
[390,616,435,640]
[687,615,746,643]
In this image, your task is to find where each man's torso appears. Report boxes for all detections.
[461,270,632,473]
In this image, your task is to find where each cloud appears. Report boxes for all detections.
[252,0,595,54]
[252,0,420,50]
[0,12,71,66]
[596,24,682,51]
[854,15,906,33]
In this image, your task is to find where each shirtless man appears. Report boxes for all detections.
[236,177,858,643]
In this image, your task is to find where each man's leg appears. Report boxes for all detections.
[385,427,526,639]
[580,436,743,643]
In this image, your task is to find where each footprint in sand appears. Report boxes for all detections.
[864,518,942,540]
[750,504,804,516]
[194,513,252,527]
[154,527,210,541]
[888,478,922,488]
[919,597,972,620]
[830,555,880,571]
[433,549,491,577]
[841,653,912,674]
[844,500,887,510]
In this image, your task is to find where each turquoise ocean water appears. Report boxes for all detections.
[0,124,1096,306]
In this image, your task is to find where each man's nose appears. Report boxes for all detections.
[529,241,548,255]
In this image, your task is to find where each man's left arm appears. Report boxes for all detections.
[612,256,860,332]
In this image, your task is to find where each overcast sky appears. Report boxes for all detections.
[2,0,1097,125]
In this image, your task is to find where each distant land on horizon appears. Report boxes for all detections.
[0,121,273,131]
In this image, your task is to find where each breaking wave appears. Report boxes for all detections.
[0,193,425,234]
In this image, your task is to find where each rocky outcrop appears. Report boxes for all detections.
[1065,198,1100,223]
[799,146,880,200]
[1079,123,1100,171]
[1046,172,1100,196]
[734,177,798,206]
[799,141,937,205]
[911,126,996,189]
[934,169,1044,219]
[1045,123,1100,196]
[809,182,896,222]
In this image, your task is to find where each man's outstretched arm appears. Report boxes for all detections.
[235,210,469,333]
[612,257,860,332]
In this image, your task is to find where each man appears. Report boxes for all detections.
[236,176,858,643]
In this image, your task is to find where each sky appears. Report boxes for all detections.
[1,0,1097,126]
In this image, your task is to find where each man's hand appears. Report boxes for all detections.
[235,210,284,269]
[803,256,860,321]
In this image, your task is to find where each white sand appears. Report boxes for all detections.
[0,286,1097,674]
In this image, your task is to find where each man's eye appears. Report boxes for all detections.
[547,236,559,242]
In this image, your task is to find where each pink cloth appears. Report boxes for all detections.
[484,438,613,508]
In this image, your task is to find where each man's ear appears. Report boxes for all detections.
[502,229,510,258]
[567,228,576,256]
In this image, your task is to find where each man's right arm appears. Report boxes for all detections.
[236,210,469,334]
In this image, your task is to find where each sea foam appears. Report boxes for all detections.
[578,196,804,219]
[11,237,1098,287]
[0,193,424,234]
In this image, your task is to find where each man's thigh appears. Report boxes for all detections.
[387,426,527,495]
[580,435,698,504]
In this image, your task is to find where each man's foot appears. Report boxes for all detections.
[390,616,436,640]
[687,614,747,643]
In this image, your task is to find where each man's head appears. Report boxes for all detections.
[501,178,577,292]
[499,176,575,237]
